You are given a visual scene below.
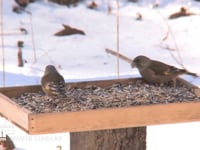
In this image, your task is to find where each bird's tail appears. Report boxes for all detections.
[169,67,198,77]
[179,68,198,77]
[185,71,198,77]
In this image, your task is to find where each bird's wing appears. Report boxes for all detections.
[149,60,176,76]
[42,73,65,95]
[46,81,65,94]
[150,61,197,77]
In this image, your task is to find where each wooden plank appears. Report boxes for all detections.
[0,85,42,97]
[28,101,200,134]
[0,78,138,97]
[0,93,30,132]
[105,48,132,63]
[1,77,198,97]
[69,78,137,88]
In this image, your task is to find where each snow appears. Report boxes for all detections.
[1,0,200,149]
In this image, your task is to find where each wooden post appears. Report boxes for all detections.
[70,127,146,150]
[17,41,24,67]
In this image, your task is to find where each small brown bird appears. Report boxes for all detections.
[41,65,65,97]
[131,55,197,85]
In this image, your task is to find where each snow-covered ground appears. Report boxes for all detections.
[1,0,200,149]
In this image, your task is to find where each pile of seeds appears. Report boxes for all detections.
[11,80,200,113]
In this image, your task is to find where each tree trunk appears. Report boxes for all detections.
[70,127,146,150]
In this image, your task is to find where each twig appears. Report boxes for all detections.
[116,0,120,78]
[1,0,5,87]
[158,44,176,51]
[0,32,25,36]
[37,48,56,65]
[105,48,132,63]
[157,11,185,69]
[26,10,37,63]
[162,26,169,41]
[168,25,185,68]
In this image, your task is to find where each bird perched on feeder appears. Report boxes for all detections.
[131,55,197,85]
[41,65,65,97]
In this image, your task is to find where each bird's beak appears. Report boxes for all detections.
[131,61,136,68]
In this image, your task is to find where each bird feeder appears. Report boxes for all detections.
[0,76,200,149]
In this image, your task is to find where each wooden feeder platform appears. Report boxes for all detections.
[0,77,200,135]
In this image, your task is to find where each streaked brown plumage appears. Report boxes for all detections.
[41,65,65,97]
[131,55,197,84]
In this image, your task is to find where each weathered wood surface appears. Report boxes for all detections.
[0,93,30,132]
[0,85,42,97]
[70,127,146,150]
[0,78,136,97]
[0,77,200,134]
[1,77,198,97]
[27,101,200,134]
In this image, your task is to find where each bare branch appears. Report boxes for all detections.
[1,0,6,87]
[105,48,132,63]
[157,11,185,69]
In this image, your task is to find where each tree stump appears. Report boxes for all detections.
[70,127,146,150]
